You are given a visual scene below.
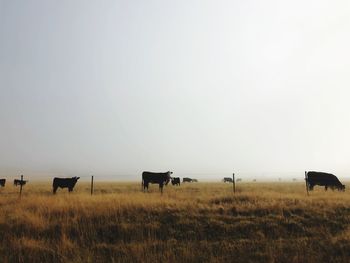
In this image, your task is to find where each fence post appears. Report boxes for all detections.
[91,175,94,195]
[19,175,23,198]
[233,173,236,194]
[305,171,309,196]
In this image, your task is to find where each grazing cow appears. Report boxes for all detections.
[142,171,172,193]
[236,178,242,182]
[183,177,193,183]
[53,177,80,194]
[223,177,233,183]
[0,179,5,187]
[171,177,181,186]
[14,179,27,186]
[306,171,345,191]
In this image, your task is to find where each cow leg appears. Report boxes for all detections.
[53,186,58,194]
[160,183,163,194]
[143,181,149,192]
[68,187,73,193]
[325,186,328,191]
[309,184,314,191]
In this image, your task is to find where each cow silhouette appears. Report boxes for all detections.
[142,171,172,193]
[0,179,5,187]
[53,177,80,194]
[14,179,27,186]
[306,171,345,191]
[171,177,181,186]
[223,177,233,183]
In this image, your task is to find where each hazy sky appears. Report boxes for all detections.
[1,0,350,179]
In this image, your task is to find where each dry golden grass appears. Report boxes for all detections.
[1,182,350,263]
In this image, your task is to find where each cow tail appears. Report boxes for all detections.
[141,179,144,191]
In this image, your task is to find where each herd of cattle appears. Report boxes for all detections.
[142,171,199,192]
[0,173,199,194]
[0,177,81,194]
[0,171,346,194]
[0,179,27,187]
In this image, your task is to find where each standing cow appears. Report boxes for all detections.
[306,171,345,191]
[14,179,27,186]
[183,177,193,183]
[0,179,5,187]
[53,177,80,194]
[171,177,181,186]
[142,171,172,193]
[223,177,233,183]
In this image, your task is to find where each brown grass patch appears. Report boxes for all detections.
[0,182,350,262]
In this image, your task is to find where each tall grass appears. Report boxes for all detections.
[0,182,350,262]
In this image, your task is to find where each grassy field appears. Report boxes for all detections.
[0,181,350,263]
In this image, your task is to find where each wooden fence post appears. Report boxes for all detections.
[233,173,236,194]
[19,175,23,198]
[305,171,309,196]
[91,175,94,195]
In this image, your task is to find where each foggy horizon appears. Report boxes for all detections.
[1,1,350,180]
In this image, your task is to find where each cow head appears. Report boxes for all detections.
[165,171,173,185]
[340,184,345,191]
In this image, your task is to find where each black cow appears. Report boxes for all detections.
[142,171,172,193]
[306,171,345,191]
[0,179,5,187]
[53,177,80,194]
[183,177,192,183]
[14,179,27,186]
[223,177,233,183]
[171,177,181,186]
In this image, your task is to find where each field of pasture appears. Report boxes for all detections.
[1,182,350,263]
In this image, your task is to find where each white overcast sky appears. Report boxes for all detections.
[1,0,350,180]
